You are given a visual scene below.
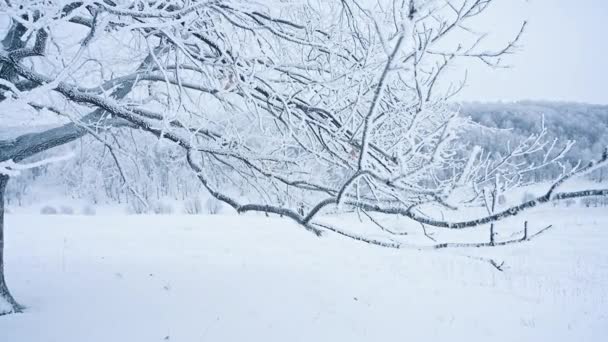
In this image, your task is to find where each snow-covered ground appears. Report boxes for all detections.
[1,208,607,341]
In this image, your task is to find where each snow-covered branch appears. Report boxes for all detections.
[0,0,605,248]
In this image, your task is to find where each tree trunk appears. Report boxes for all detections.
[0,174,22,315]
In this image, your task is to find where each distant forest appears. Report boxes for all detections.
[462,101,608,182]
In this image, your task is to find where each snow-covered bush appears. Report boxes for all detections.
[564,199,577,207]
[184,198,203,215]
[522,192,536,203]
[81,205,96,216]
[581,197,601,208]
[127,200,148,215]
[498,195,507,206]
[59,206,74,215]
[152,202,174,215]
[40,206,58,215]
[205,198,222,215]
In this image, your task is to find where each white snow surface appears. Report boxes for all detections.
[1,208,607,341]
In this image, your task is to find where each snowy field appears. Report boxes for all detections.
[1,208,607,341]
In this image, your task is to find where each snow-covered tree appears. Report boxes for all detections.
[1,0,607,315]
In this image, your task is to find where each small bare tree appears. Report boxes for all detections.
[1,0,607,315]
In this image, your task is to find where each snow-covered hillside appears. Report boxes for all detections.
[1,208,606,341]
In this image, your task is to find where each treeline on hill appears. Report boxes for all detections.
[4,101,608,213]
[461,101,608,182]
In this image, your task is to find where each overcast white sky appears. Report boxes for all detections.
[455,0,608,104]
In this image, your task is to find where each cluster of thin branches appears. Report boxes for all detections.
[0,0,606,247]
